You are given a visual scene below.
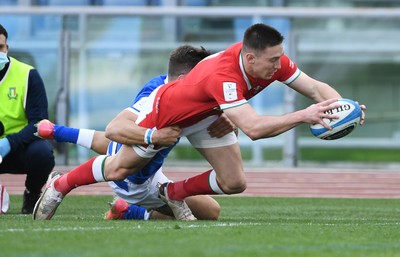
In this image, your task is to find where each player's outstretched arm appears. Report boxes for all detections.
[287,72,342,103]
[223,99,340,140]
[105,109,181,147]
[289,72,367,124]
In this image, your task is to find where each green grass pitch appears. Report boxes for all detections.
[1,195,400,257]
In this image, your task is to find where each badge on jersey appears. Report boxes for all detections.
[223,82,238,101]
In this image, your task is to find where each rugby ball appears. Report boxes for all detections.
[310,99,362,140]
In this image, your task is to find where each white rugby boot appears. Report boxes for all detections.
[32,171,64,220]
[158,182,196,221]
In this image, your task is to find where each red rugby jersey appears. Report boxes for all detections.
[143,42,300,129]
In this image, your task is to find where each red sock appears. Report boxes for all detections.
[54,157,98,195]
[168,170,224,200]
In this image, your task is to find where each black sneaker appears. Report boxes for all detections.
[21,190,41,214]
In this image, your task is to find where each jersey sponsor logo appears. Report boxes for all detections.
[223,82,238,101]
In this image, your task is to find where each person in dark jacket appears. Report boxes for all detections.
[0,24,55,214]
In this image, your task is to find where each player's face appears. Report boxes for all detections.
[0,35,8,53]
[252,44,284,80]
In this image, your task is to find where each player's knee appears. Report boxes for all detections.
[231,181,247,194]
[189,197,221,220]
[207,204,221,220]
[226,178,247,194]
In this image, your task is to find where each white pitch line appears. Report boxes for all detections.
[2,220,400,233]
[1,226,119,233]
[0,222,262,233]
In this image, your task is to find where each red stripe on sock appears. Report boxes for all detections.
[168,170,215,200]
[54,156,97,195]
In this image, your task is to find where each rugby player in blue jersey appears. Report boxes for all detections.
[35,45,236,221]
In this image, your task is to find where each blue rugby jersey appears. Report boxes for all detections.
[108,75,178,189]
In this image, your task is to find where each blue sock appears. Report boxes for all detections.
[53,125,80,144]
[122,204,147,220]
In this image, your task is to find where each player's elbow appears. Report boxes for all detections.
[243,127,278,140]
[104,123,117,141]
[243,129,263,141]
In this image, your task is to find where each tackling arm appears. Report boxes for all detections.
[105,109,181,147]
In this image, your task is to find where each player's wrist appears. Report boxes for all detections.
[144,129,155,145]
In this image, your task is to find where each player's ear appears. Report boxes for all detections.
[245,53,256,64]
[177,74,186,80]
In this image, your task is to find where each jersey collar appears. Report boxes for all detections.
[239,51,253,91]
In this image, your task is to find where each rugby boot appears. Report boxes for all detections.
[105,198,129,220]
[32,171,64,220]
[34,119,55,139]
[158,182,196,221]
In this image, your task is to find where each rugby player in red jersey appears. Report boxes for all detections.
[34,23,366,221]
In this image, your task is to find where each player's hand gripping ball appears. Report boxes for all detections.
[310,99,362,140]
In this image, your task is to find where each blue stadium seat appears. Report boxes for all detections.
[93,0,147,52]
[102,0,147,5]
[48,0,91,6]
[0,16,18,39]
[0,0,17,5]
[47,0,91,5]
[182,0,207,6]
[234,18,291,42]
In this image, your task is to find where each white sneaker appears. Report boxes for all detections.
[158,182,196,221]
[32,171,64,220]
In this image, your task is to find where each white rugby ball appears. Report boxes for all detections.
[310,99,362,140]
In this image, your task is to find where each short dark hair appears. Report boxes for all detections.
[242,23,284,54]
[0,24,8,39]
[168,45,211,79]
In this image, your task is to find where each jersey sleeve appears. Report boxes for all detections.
[208,73,248,111]
[132,75,166,105]
[130,75,166,114]
[277,55,301,84]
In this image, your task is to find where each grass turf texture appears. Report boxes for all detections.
[1,196,400,257]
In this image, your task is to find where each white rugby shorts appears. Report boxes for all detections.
[108,168,170,210]
[132,115,238,158]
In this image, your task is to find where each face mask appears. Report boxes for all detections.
[0,52,9,71]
